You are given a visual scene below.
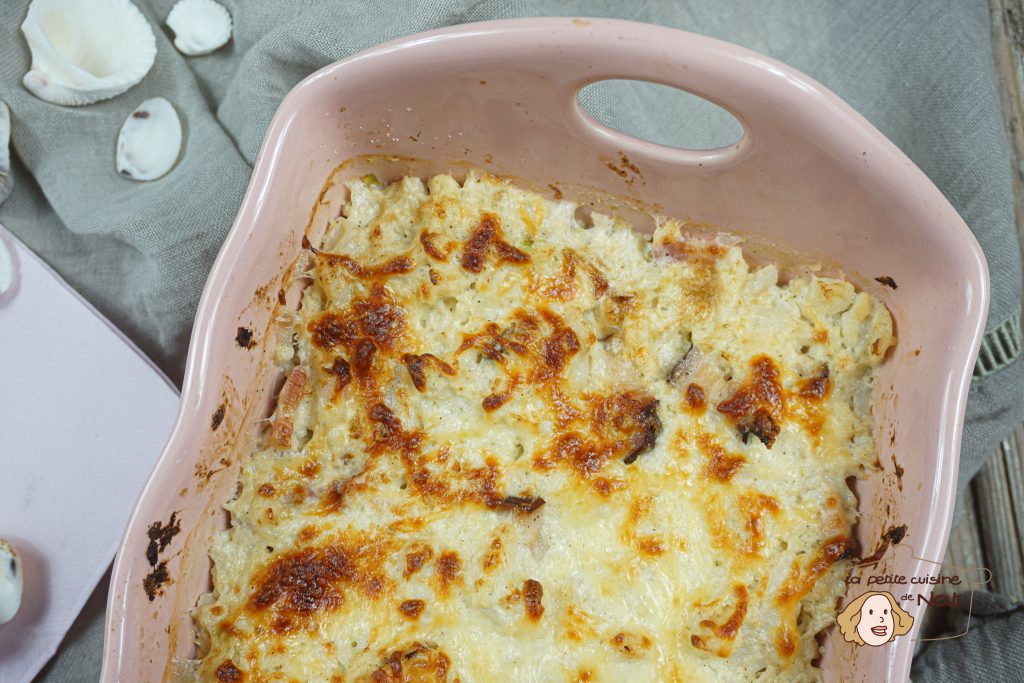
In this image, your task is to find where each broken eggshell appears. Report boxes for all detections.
[166,0,232,56]
[116,97,182,181]
[0,539,22,625]
[21,0,157,106]
[0,102,11,206]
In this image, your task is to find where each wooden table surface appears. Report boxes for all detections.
[935,0,1024,609]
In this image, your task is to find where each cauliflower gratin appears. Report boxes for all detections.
[193,172,894,682]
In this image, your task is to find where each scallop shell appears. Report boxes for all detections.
[0,539,22,625]
[166,0,232,56]
[21,0,157,107]
[116,97,182,181]
[0,102,12,206]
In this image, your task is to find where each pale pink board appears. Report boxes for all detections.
[0,226,179,683]
[102,18,988,682]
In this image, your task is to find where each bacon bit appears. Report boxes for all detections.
[697,430,746,482]
[404,544,434,579]
[611,632,652,658]
[402,353,456,392]
[717,356,784,448]
[215,659,244,682]
[685,383,706,412]
[358,644,451,683]
[690,634,707,650]
[797,365,830,400]
[420,231,448,261]
[299,459,320,477]
[435,551,462,594]
[257,483,276,497]
[398,599,425,619]
[460,213,530,273]
[269,366,308,448]
[495,495,546,513]
[318,252,414,279]
[326,357,351,397]
[523,579,544,621]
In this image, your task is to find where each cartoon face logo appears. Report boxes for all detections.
[836,591,914,646]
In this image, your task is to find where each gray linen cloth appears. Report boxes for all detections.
[0,0,1021,681]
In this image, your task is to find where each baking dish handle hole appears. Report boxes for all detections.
[577,80,745,152]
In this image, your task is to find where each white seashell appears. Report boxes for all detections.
[166,0,232,56]
[0,102,11,206]
[0,539,22,625]
[0,236,13,298]
[116,97,182,181]
[21,0,157,107]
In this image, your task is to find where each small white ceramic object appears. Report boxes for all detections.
[115,97,182,181]
[166,0,232,56]
[0,103,11,205]
[0,539,22,624]
[21,0,157,106]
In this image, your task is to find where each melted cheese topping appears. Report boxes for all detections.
[194,173,894,682]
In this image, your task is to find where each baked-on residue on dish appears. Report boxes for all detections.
[192,172,894,681]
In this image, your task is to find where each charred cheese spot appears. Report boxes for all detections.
[435,551,462,594]
[215,659,244,682]
[685,383,706,412]
[697,429,746,482]
[317,252,415,279]
[399,599,426,619]
[247,538,392,630]
[717,356,784,448]
[460,213,530,273]
[356,644,452,683]
[523,579,544,621]
[482,537,503,572]
[611,631,652,658]
[404,544,434,579]
[308,285,407,352]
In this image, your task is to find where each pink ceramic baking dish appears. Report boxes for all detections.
[101,18,988,682]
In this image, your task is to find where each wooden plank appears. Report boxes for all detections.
[991,0,1024,271]
[972,446,1024,598]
